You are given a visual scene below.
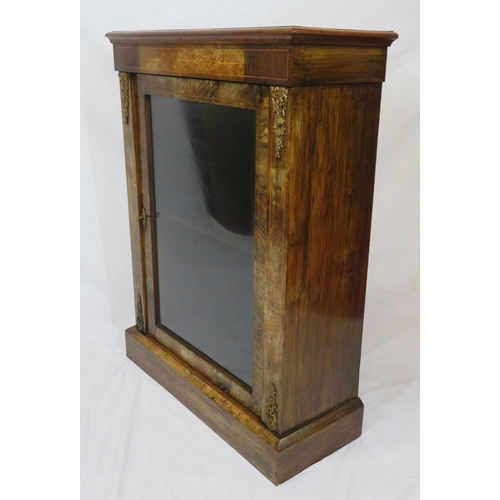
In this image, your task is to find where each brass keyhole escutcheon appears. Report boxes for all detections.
[136,207,148,229]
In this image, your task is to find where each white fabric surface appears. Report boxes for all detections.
[81,1,419,498]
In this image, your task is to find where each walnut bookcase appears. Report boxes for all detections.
[106,26,398,485]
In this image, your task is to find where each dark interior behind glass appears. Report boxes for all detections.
[150,95,256,387]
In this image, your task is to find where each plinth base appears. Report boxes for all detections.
[126,327,363,485]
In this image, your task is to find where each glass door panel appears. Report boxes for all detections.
[150,95,256,387]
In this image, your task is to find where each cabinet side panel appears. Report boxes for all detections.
[282,84,382,431]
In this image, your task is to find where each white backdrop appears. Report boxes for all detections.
[81,1,419,498]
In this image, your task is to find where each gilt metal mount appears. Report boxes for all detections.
[118,71,130,124]
[265,383,278,431]
[136,293,144,333]
[270,86,288,159]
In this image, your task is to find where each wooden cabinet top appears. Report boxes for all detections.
[105,26,398,47]
[106,26,398,86]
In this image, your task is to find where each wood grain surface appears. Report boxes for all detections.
[106,26,397,47]
[290,45,387,85]
[119,73,147,332]
[126,327,363,484]
[134,74,269,414]
[106,27,397,85]
[113,26,396,483]
[109,44,389,85]
[279,84,383,432]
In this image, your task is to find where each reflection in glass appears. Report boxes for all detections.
[151,95,256,387]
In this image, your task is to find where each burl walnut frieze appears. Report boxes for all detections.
[107,27,397,86]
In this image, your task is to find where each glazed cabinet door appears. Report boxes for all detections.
[133,74,270,415]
